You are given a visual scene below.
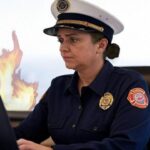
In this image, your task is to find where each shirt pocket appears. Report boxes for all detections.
[78,111,110,140]
[48,115,67,129]
[47,117,67,143]
[80,120,107,132]
[47,113,69,140]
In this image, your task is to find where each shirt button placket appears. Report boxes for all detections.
[71,105,82,129]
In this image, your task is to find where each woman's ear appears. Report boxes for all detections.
[96,38,108,54]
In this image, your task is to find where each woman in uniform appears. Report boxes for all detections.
[15,0,150,150]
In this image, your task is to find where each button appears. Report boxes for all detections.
[72,124,76,128]
[93,126,98,131]
[78,105,82,110]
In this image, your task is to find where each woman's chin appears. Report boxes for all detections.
[65,64,76,70]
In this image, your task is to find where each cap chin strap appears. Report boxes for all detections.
[57,19,104,32]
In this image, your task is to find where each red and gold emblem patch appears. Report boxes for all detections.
[127,88,148,109]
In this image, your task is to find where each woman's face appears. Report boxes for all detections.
[57,28,104,71]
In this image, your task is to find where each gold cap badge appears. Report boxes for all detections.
[56,0,70,13]
[99,92,114,110]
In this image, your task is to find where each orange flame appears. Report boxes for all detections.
[0,31,38,111]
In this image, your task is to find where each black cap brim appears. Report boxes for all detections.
[43,24,100,37]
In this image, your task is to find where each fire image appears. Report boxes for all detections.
[0,31,38,111]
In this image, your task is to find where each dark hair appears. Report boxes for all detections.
[89,32,120,59]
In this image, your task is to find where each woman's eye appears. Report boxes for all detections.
[70,37,79,43]
[57,38,63,43]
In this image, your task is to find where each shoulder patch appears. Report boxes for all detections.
[127,88,148,109]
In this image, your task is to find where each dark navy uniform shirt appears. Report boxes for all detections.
[15,61,150,150]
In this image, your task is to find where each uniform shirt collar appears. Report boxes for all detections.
[89,60,114,95]
[66,60,114,96]
[66,72,79,96]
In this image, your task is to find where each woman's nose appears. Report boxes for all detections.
[60,42,70,52]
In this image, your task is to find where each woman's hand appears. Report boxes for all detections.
[17,139,53,150]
